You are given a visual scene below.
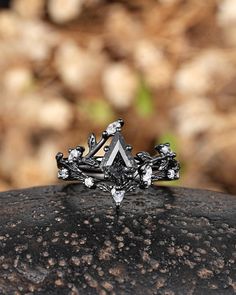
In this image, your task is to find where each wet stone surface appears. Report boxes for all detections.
[0,184,236,294]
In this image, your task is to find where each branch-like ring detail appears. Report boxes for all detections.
[56,119,180,207]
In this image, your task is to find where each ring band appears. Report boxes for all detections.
[56,119,180,207]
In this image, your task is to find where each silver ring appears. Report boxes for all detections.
[56,119,180,207]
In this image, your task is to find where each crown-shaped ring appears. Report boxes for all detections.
[56,119,180,207]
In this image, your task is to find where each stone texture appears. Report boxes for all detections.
[0,184,235,294]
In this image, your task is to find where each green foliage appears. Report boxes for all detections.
[80,99,115,124]
[135,79,154,117]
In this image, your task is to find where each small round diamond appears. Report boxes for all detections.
[58,168,69,179]
[84,177,94,188]
[161,145,171,155]
[167,169,175,179]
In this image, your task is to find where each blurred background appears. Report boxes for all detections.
[0,0,236,194]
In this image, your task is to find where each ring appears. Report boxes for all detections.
[56,119,180,207]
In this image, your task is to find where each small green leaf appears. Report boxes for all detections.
[135,79,153,117]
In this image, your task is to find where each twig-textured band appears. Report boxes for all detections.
[56,119,180,206]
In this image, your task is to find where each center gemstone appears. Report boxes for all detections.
[101,132,137,205]
[101,132,137,172]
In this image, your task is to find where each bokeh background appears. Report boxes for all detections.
[0,0,236,194]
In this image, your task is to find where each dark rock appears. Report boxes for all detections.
[0,184,235,294]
